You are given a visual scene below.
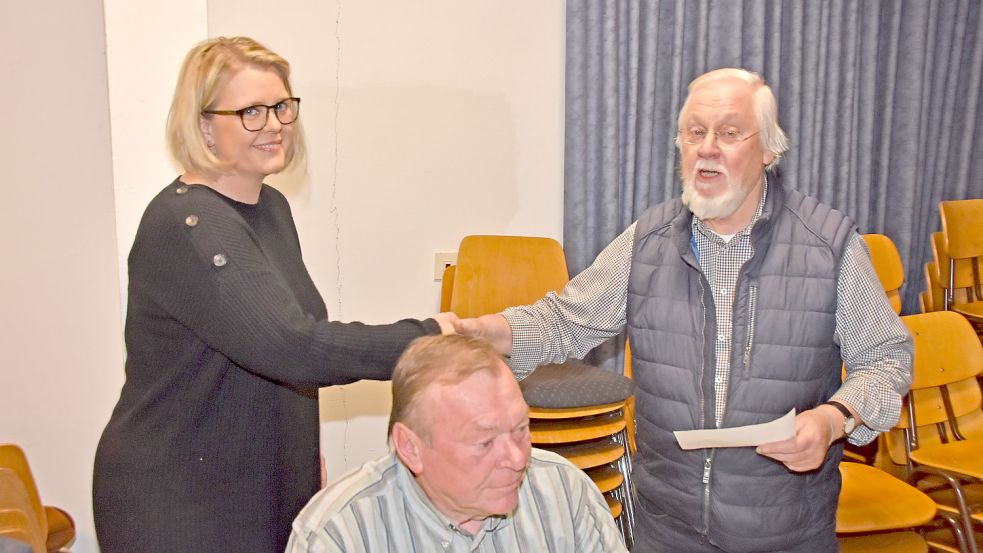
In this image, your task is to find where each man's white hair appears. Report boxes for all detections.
[675,68,789,170]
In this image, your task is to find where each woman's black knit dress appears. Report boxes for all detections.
[94,179,437,552]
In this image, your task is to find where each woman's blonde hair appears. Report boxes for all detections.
[165,36,307,178]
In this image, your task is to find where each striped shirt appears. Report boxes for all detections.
[503,181,913,446]
[286,448,627,553]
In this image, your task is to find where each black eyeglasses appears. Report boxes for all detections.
[203,97,301,131]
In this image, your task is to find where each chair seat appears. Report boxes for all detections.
[952,300,983,321]
[922,483,983,523]
[529,402,624,419]
[838,531,927,553]
[604,494,622,518]
[520,361,632,409]
[910,440,983,478]
[923,525,976,553]
[836,463,936,533]
[529,412,626,444]
[43,507,74,552]
[586,464,623,494]
[542,439,625,470]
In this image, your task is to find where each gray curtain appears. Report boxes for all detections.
[566,0,983,369]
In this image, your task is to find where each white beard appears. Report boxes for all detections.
[681,160,753,221]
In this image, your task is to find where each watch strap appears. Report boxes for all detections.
[823,400,856,435]
[824,400,851,419]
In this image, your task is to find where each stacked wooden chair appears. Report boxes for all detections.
[833,234,947,552]
[0,468,44,553]
[837,461,938,553]
[442,235,635,548]
[876,312,983,553]
[921,232,950,313]
[939,200,983,337]
[0,444,75,553]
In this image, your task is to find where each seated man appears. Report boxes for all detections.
[286,334,627,553]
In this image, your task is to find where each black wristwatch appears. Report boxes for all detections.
[824,400,856,436]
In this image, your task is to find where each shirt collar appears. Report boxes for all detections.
[393,453,511,542]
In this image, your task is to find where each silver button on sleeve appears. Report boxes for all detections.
[185,215,199,227]
[213,254,227,267]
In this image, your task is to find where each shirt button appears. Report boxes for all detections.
[213,254,227,267]
[718,287,727,295]
[714,376,723,384]
[441,541,449,549]
[185,214,199,227]
[717,334,726,342]
[176,185,189,194]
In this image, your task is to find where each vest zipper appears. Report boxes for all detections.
[701,453,714,536]
[697,277,708,430]
[743,283,758,375]
[696,277,714,538]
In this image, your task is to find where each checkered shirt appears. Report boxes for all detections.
[503,181,913,445]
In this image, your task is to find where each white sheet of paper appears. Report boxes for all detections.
[673,409,797,450]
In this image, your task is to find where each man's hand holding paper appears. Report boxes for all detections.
[757,404,854,472]
[673,409,796,450]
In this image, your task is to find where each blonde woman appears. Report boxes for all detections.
[93,36,456,552]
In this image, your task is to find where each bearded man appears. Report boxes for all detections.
[457,68,913,552]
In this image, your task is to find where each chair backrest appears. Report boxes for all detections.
[449,235,569,318]
[939,199,983,260]
[931,231,975,306]
[0,446,46,539]
[0,468,44,553]
[883,312,983,465]
[861,234,904,314]
[938,200,983,300]
[921,262,943,313]
[439,264,456,312]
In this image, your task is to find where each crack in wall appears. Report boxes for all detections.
[330,0,344,321]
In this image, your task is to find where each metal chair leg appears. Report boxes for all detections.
[612,426,635,550]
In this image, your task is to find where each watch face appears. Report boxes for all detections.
[844,417,856,434]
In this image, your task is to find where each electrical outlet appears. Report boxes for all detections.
[433,252,457,280]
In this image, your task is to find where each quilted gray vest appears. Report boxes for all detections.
[627,181,855,551]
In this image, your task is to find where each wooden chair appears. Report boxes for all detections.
[0,468,44,553]
[932,231,975,310]
[884,312,983,552]
[862,234,905,315]
[439,264,456,312]
[939,200,983,335]
[0,446,74,553]
[837,462,937,553]
[923,261,945,313]
[444,235,635,547]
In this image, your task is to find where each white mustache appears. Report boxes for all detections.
[693,160,729,176]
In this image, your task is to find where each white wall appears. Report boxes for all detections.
[104,0,208,307]
[4,1,563,551]
[202,0,566,479]
[1,3,124,552]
